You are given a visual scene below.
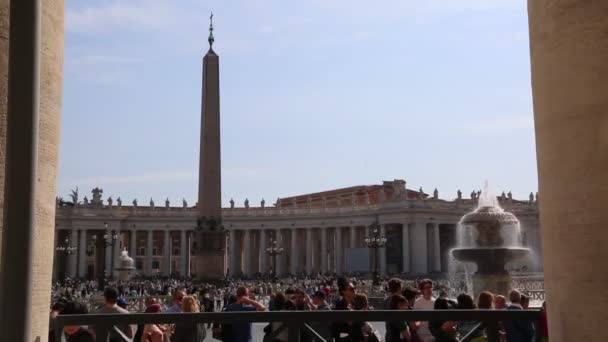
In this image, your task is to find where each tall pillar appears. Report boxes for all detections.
[146,230,153,275]
[243,230,251,277]
[180,230,188,276]
[528,2,608,340]
[320,228,328,274]
[402,223,410,274]
[259,230,267,273]
[228,230,236,276]
[290,228,298,275]
[163,230,171,276]
[275,229,284,276]
[78,229,87,277]
[105,233,112,277]
[67,229,78,278]
[195,17,225,279]
[112,230,122,278]
[335,228,343,275]
[432,223,441,272]
[411,222,428,274]
[349,226,357,248]
[379,225,387,276]
[306,228,313,275]
[129,230,136,258]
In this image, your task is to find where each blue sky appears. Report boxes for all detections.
[59,0,536,207]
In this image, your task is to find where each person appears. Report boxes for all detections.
[97,287,133,342]
[166,289,186,313]
[49,300,67,342]
[266,292,291,342]
[59,301,95,342]
[402,287,419,309]
[502,290,534,342]
[520,294,530,310]
[540,301,548,342]
[494,295,507,310]
[332,278,356,341]
[429,298,458,342]
[414,279,436,341]
[456,293,482,340]
[224,286,267,342]
[141,304,168,342]
[349,294,380,342]
[293,288,312,311]
[310,291,332,341]
[117,296,129,310]
[171,295,206,342]
[385,278,403,309]
[477,291,500,342]
[386,295,412,342]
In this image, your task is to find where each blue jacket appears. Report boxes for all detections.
[502,305,534,342]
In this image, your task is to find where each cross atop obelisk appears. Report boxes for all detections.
[195,12,225,279]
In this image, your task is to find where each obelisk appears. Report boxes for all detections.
[195,12,226,279]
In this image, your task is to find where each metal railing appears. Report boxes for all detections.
[55,309,542,342]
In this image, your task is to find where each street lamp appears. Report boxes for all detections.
[93,222,118,288]
[266,238,284,279]
[365,215,387,285]
[55,234,77,280]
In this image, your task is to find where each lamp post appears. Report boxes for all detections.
[93,222,118,289]
[266,238,284,279]
[365,215,387,285]
[55,234,77,280]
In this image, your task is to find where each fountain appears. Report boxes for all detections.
[115,249,135,281]
[451,181,531,296]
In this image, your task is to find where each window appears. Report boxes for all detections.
[152,260,160,270]
[138,247,145,256]
[135,260,143,270]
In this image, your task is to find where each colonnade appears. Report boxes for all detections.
[54,228,194,279]
[228,221,445,277]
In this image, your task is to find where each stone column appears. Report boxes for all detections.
[113,230,122,278]
[130,231,137,258]
[228,230,236,276]
[275,229,284,276]
[306,228,313,275]
[411,222,428,274]
[349,226,357,248]
[320,228,328,274]
[145,230,154,275]
[67,229,78,278]
[105,234,113,277]
[432,223,441,272]
[379,225,387,276]
[402,223,410,274]
[528,2,608,339]
[180,230,188,276]
[335,228,343,275]
[243,230,251,277]
[259,230,267,274]
[163,230,171,276]
[78,229,87,277]
[290,228,298,275]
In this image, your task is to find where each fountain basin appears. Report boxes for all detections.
[452,247,530,274]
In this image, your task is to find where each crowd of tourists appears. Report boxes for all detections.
[49,276,548,342]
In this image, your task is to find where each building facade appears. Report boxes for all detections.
[53,180,541,280]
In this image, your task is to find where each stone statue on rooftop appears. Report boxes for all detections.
[244,198,249,208]
[229,198,235,208]
[165,198,170,208]
[433,188,439,199]
[117,197,122,207]
[150,198,155,209]
[261,198,265,208]
[507,191,513,200]
[183,198,187,208]
[132,198,137,207]
[501,191,506,202]
[471,190,477,200]
[107,196,113,207]
[457,189,462,200]
[91,187,103,205]
[83,196,89,205]
[529,192,534,202]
